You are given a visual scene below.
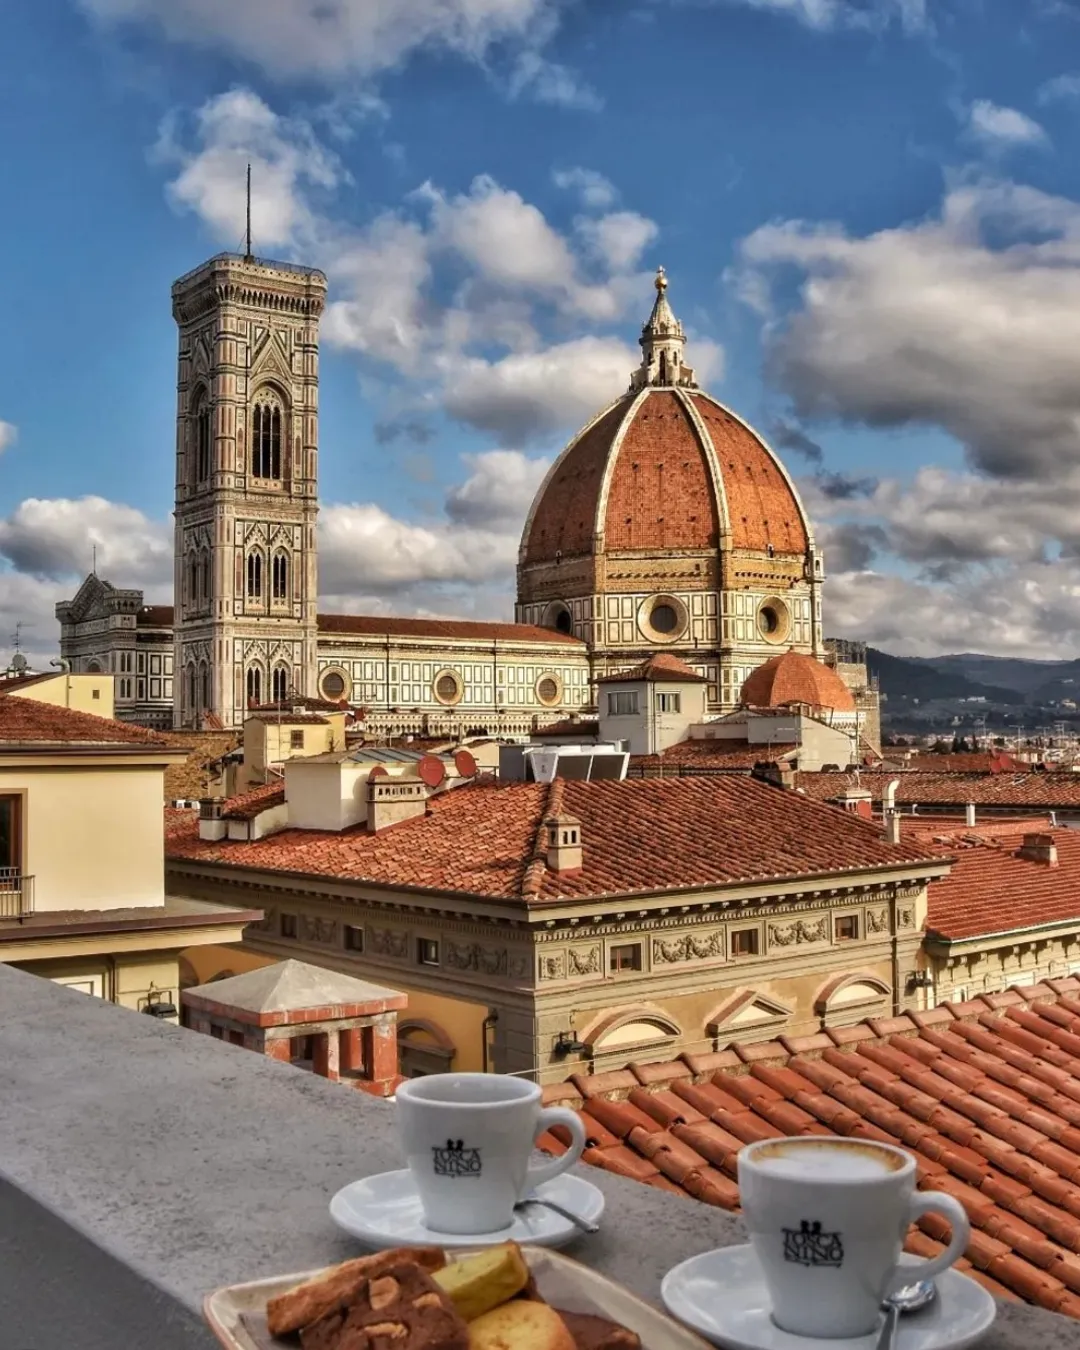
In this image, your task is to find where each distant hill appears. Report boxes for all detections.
[920,653,1080,698]
[866,648,1026,706]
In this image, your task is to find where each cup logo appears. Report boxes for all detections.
[431,1139,482,1178]
[782,1220,844,1268]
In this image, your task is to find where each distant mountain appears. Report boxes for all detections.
[918,653,1080,698]
[866,648,1026,706]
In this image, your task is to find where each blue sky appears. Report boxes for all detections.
[3,0,1080,663]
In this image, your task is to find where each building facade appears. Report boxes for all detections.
[57,249,876,735]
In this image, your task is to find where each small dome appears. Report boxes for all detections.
[740,650,855,713]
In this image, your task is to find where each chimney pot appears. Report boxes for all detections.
[198,796,226,841]
[965,803,976,828]
[1018,831,1058,866]
[884,811,901,845]
[545,812,583,874]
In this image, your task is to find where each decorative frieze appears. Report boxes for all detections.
[865,907,890,935]
[539,953,567,982]
[250,907,277,934]
[567,946,601,977]
[897,906,916,930]
[652,930,725,964]
[370,927,409,959]
[301,915,338,945]
[769,917,828,947]
[444,941,529,980]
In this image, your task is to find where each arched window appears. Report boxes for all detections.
[194,397,211,483]
[199,662,210,712]
[186,555,198,606]
[272,665,289,702]
[186,665,197,716]
[246,552,263,600]
[250,396,282,479]
[246,666,262,707]
[272,550,289,601]
[199,548,211,605]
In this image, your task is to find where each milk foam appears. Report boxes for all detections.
[752,1140,903,1181]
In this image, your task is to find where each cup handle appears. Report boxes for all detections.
[898,1191,970,1288]
[525,1106,587,1192]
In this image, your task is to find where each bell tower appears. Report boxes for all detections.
[171,252,327,729]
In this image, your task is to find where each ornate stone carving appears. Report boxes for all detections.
[444,941,528,978]
[865,907,890,935]
[897,906,916,930]
[370,927,409,959]
[568,946,601,977]
[652,930,725,964]
[539,953,566,982]
[769,917,829,947]
[250,906,277,934]
[301,915,337,945]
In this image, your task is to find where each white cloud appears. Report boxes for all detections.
[553,167,618,211]
[445,450,551,528]
[81,0,561,81]
[711,0,927,33]
[1038,73,1080,105]
[154,88,343,251]
[737,176,1080,481]
[0,422,17,454]
[0,497,172,583]
[964,99,1048,151]
[507,53,602,111]
[442,336,637,441]
[576,211,659,273]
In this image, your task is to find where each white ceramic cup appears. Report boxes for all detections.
[737,1136,970,1339]
[395,1072,588,1235]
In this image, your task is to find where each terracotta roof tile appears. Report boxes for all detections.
[597,653,708,684]
[557,987,1080,1319]
[740,650,856,713]
[802,769,1080,812]
[165,773,942,902]
[0,697,177,749]
[316,612,583,646]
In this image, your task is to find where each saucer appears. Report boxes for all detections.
[329,1169,605,1250]
[661,1246,996,1350]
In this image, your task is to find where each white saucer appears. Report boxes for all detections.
[329,1169,605,1250]
[661,1246,996,1350]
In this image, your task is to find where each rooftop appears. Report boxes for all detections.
[799,771,1080,812]
[0,696,180,751]
[0,892,262,942]
[922,826,1080,941]
[0,964,1068,1350]
[184,958,405,1020]
[597,653,708,684]
[166,774,943,903]
[741,649,857,713]
[317,612,583,645]
[630,738,799,773]
[541,982,1080,1319]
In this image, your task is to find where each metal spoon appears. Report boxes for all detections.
[876,1278,937,1350]
[514,1193,600,1235]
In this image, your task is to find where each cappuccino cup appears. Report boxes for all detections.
[396,1073,587,1235]
[738,1137,970,1339]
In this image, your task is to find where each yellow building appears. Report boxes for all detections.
[0,686,260,1014]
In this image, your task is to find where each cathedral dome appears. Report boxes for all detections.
[740,649,855,713]
[519,269,812,570]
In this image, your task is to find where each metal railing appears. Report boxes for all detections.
[0,869,34,921]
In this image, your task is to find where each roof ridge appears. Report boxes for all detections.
[521,780,563,898]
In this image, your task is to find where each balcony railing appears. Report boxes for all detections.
[0,868,33,920]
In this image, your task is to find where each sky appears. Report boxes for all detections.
[3,0,1080,667]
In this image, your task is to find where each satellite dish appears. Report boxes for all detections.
[454,749,478,779]
[418,754,447,788]
[10,653,27,674]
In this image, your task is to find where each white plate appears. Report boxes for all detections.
[329,1168,605,1250]
[204,1244,714,1350]
[661,1246,997,1350]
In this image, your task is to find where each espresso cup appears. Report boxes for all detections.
[395,1072,587,1235]
[738,1136,970,1339]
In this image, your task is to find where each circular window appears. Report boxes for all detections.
[433,670,463,706]
[638,594,688,643]
[756,598,790,644]
[535,674,562,707]
[320,670,347,699]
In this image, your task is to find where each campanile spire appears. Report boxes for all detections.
[630,266,697,391]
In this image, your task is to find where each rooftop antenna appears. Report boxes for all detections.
[244,162,253,264]
[92,543,97,575]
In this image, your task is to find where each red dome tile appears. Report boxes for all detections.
[741,649,856,712]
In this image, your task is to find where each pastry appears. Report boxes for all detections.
[299,1262,468,1350]
[466,1299,576,1350]
[556,1311,642,1350]
[433,1243,530,1321]
[267,1248,446,1337]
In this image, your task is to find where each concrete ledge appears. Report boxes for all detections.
[0,964,1073,1349]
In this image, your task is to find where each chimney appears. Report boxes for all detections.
[965,803,976,828]
[884,811,901,845]
[837,787,873,820]
[367,776,428,833]
[545,813,583,874]
[198,797,226,842]
[1017,832,1058,867]
[752,761,796,790]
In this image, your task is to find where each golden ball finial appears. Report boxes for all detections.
[655,265,667,292]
